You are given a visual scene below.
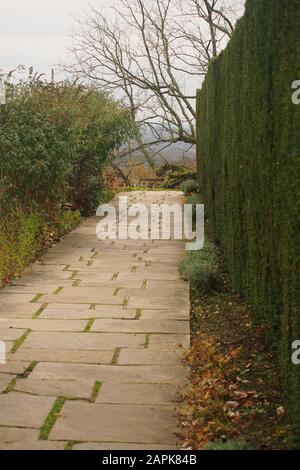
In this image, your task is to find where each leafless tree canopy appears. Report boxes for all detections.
[67,0,242,168]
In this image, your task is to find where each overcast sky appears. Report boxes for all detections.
[0,0,106,79]
[0,0,244,82]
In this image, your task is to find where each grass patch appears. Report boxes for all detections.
[21,361,38,378]
[32,303,48,319]
[144,334,150,349]
[40,397,66,440]
[11,329,31,353]
[91,381,102,402]
[53,286,63,295]
[4,377,18,393]
[64,441,82,451]
[111,348,121,365]
[135,309,142,320]
[30,293,45,303]
[84,319,95,333]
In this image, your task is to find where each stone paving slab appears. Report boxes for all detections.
[117,348,184,365]
[0,303,44,318]
[96,383,178,405]
[29,362,189,384]
[50,402,177,445]
[141,309,189,320]
[0,328,27,340]
[0,319,87,332]
[148,334,190,349]
[0,293,36,304]
[73,442,173,450]
[0,428,66,450]
[0,373,13,392]
[116,288,190,300]
[91,319,189,334]
[126,296,189,310]
[0,361,31,374]
[10,348,113,364]
[0,191,190,449]
[42,287,119,304]
[14,378,96,399]
[0,392,55,428]
[40,306,137,320]
[116,272,182,281]
[22,331,146,350]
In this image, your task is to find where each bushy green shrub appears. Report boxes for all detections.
[179,241,219,292]
[180,179,197,195]
[204,440,251,451]
[0,78,133,216]
[196,0,300,440]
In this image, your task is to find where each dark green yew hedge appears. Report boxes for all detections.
[196,0,300,442]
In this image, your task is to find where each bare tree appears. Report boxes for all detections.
[67,0,242,174]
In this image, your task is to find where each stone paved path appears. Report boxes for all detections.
[0,191,190,450]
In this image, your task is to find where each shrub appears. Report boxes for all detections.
[179,241,219,292]
[0,78,134,216]
[196,0,300,440]
[180,179,197,195]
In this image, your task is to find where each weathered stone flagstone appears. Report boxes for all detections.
[10,348,113,364]
[0,319,87,332]
[73,442,172,450]
[0,427,66,450]
[29,362,188,384]
[96,383,178,405]
[0,361,31,374]
[0,373,13,392]
[0,191,190,450]
[14,378,96,399]
[91,319,189,334]
[141,309,189,320]
[50,402,177,445]
[0,393,55,428]
[0,328,27,341]
[41,305,137,320]
[117,348,184,365]
[22,331,146,350]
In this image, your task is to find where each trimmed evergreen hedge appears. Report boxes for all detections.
[196,0,300,442]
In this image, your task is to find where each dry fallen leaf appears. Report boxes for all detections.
[276,406,286,417]
[233,390,248,399]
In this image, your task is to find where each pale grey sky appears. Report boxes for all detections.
[0,0,105,79]
[0,0,244,81]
